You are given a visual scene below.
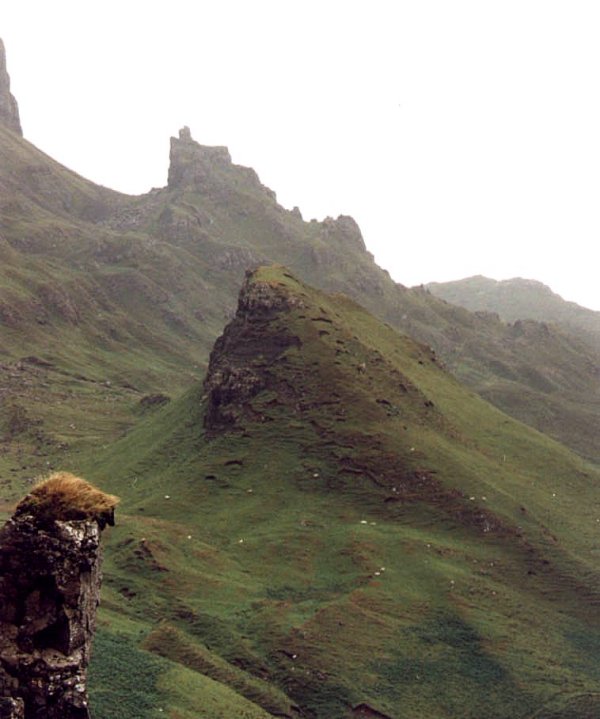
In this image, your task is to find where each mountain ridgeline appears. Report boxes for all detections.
[427,275,600,352]
[1,38,600,718]
[0,118,598,468]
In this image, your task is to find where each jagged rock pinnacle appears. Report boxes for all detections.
[321,215,367,252]
[168,125,232,189]
[0,474,117,718]
[0,39,22,136]
[178,125,192,141]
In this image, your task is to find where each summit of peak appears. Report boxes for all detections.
[0,39,22,136]
[167,126,232,189]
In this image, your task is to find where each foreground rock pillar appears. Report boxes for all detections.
[0,698,24,718]
[0,474,116,718]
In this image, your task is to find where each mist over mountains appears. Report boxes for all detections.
[1,38,600,719]
[427,275,600,352]
[2,112,598,464]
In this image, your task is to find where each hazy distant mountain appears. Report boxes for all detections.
[427,275,600,352]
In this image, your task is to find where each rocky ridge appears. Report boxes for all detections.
[427,274,600,352]
[167,125,276,204]
[0,40,22,136]
[168,126,233,189]
[0,35,598,477]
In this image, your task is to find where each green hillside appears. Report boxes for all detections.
[62,267,600,719]
[0,123,598,466]
[2,39,600,719]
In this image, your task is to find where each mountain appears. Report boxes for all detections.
[427,275,600,352]
[0,119,598,467]
[1,39,600,717]
[73,267,600,718]
[0,42,598,467]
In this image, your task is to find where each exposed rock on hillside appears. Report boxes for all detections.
[204,270,303,430]
[168,126,232,189]
[0,475,115,718]
[74,266,600,718]
[0,48,598,468]
[167,126,277,203]
[320,215,368,254]
[0,698,24,718]
[0,40,22,136]
[203,268,512,537]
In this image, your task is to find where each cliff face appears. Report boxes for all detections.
[203,270,303,431]
[167,126,233,189]
[0,40,22,136]
[0,512,103,718]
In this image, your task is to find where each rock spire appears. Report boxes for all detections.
[0,39,22,136]
[0,474,118,718]
[168,126,232,189]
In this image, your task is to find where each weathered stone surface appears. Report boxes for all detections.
[320,215,368,253]
[0,698,24,719]
[168,126,232,189]
[0,39,22,136]
[203,270,303,431]
[167,126,278,202]
[0,511,104,718]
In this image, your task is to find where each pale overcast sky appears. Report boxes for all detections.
[2,1,599,310]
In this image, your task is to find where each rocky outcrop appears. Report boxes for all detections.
[168,126,232,189]
[167,126,278,202]
[320,215,368,253]
[0,40,22,136]
[0,475,116,718]
[203,269,303,431]
[0,698,24,718]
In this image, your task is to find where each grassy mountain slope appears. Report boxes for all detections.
[59,267,600,719]
[0,124,598,467]
[427,275,600,352]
